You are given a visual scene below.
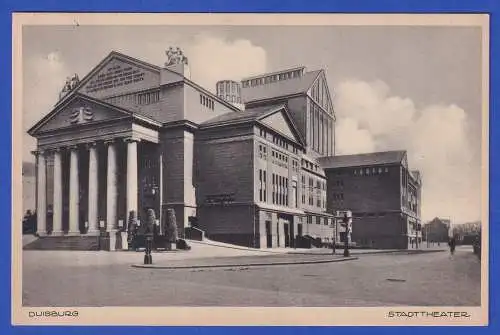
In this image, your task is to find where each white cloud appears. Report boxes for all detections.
[186,34,267,92]
[335,118,375,155]
[23,51,69,162]
[334,79,481,223]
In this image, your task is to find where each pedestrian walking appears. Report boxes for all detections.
[448,236,456,258]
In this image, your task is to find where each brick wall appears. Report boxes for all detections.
[326,164,401,214]
[195,135,255,203]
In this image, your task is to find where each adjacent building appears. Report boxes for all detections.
[422,217,451,243]
[318,151,422,249]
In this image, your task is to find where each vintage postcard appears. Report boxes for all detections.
[11,13,489,326]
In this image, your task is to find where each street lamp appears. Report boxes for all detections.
[332,217,338,255]
[342,213,351,257]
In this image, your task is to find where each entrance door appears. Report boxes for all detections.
[284,222,290,247]
[298,223,303,236]
[265,221,272,248]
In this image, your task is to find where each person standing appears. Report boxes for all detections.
[448,236,456,257]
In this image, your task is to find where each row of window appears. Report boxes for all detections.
[242,69,303,88]
[272,173,289,207]
[217,81,241,95]
[200,93,215,110]
[306,215,331,226]
[258,169,267,202]
[302,159,320,172]
[220,95,241,104]
[272,134,290,151]
[354,166,390,176]
[333,180,344,187]
[332,193,344,201]
[137,90,160,105]
[258,127,300,155]
[105,90,160,106]
[300,175,326,209]
[352,212,388,218]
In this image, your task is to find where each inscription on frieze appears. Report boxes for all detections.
[85,64,145,93]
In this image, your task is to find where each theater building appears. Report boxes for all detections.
[319,151,422,249]
[27,49,335,249]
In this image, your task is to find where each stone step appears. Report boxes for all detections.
[23,236,100,251]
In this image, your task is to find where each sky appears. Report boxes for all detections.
[22,24,484,224]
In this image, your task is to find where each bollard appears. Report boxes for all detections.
[144,236,153,265]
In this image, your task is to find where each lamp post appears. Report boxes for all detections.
[333,217,337,255]
[343,213,350,257]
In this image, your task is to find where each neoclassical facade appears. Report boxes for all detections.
[28,49,341,250]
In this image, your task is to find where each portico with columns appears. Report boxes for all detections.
[29,94,161,241]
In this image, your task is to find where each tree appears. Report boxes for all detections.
[164,208,178,250]
[145,208,156,237]
[127,210,137,249]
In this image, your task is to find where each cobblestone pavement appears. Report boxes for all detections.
[22,246,480,307]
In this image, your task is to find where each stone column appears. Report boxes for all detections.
[36,150,47,236]
[52,148,63,235]
[68,146,80,235]
[106,140,118,232]
[126,138,139,223]
[87,142,99,234]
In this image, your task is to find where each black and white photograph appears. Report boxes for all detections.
[13,13,488,326]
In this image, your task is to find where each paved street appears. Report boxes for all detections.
[22,246,480,307]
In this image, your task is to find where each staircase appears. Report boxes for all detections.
[23,236,100,251]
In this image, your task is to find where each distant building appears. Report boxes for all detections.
[423,217,451,243]
[319,151,422,249]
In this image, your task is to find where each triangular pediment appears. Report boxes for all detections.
[260,108,303,145]
[31,94,132,135]
[76,52,161,100]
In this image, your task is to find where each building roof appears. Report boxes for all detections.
[241,70,322,103]
[200,103,286,128]
[318,150,407,169]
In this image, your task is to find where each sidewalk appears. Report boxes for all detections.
[188,238,448,256]
[132,254,359,270]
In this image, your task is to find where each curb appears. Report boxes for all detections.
[286,249,447,256]
[131,256,359,270]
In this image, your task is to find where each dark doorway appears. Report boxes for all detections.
[284,223,290,248]
[298,223,303,236]
[265,220,272,248]
[276,221,280,247]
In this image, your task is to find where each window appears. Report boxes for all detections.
[308,178,314,205]
[137,90,160,105]
[200,93,215,110]
[285,178,289,206]
[263,171,267,202]
[259,170,263,202]
[301,175,306,204]
[316,180,321,207]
